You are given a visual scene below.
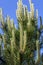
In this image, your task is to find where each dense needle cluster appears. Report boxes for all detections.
[0,0,43,65]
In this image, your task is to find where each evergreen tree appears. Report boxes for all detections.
[0,0,43,65]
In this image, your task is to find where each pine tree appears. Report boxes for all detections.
[0,0,43,65]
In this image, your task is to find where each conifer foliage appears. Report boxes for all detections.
[0,0,43,65]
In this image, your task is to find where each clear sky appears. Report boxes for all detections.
[0,0,43,24]
[0,0,43,32]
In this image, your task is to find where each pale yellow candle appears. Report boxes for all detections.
[23,30,27,52]
[19,23,23,52]
[6,15,11,31]
[36,9,38,19]
[36,40,40,62]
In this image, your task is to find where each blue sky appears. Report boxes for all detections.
[0,0,43,24]
[0,0,43,32]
